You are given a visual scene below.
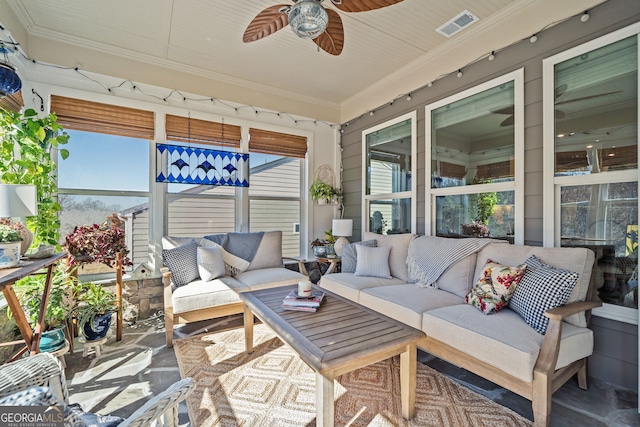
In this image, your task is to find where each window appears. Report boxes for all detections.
[362,112,416,235]
[248,128,306,258]
[543,23,639,321]
[426,69,524,243]
[53,96,153,276]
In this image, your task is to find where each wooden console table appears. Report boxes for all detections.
[0,253,66,360]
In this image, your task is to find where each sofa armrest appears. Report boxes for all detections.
[534,300,602,377]
[283,257,308,276]
[544,301,602,321]
[161,267,174,311]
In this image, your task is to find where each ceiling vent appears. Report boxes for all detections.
[436,10,479,38]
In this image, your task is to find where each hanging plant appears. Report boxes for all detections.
[0,108,70,248]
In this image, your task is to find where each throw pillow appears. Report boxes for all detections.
[354,245,392,279]
[341,239,377,273]
[162,240,200,287]
[197,245,226,281]
[509,255,579,334]
[466,259,527,315]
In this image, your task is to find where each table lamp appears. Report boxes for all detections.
[332,219,352,257]
[0,184,38,255]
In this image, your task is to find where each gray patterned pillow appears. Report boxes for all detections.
[162,240,200,287]
[509,255,578,334]
[341,239,377,273]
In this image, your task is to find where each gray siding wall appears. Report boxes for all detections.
[339,0,640,390]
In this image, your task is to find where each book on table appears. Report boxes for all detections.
[282,305,319,313]
[282,290,326,309]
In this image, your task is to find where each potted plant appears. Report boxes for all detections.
[75,282,118,341]
[310,238,328,257]
[309,181,337,204]
[324,229,337,257]
[65,222,132,269]
[11,264,77,352]
[0,224,22,269]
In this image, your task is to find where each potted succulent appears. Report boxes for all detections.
[0,223,22,269]
[75,281,118,341]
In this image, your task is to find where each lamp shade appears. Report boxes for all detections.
[0,184,38,217]
[332,219,353,237]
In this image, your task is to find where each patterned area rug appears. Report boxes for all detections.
[174,324,533,426]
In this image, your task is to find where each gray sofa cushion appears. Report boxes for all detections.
[319,272,405,302]
[247,231,283,271]
[363,232,415,281]
[433,253,478,299]
[423,305,594,382]
[474,243,594,327]
[361,284,464,329]
[171,278,245,314]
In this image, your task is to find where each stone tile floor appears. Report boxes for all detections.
[62,314,640,426]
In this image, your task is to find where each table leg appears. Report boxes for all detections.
[316,372,334,427]
[243,305,254,354]
[400,342,417,420]
[2,285,33,351]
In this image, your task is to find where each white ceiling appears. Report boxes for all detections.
[2,0,607,122]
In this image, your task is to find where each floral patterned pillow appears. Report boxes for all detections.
[466,259,527,315]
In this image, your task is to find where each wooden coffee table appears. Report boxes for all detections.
[239,284,425,427]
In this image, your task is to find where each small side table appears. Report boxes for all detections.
[315,257,341,275]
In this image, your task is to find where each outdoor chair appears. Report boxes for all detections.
[0,352,194,427]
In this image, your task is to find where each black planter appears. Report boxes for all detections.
[82,312,112,341]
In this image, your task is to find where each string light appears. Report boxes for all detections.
[457,69,463,78]
[406,94,412,101]
[488,51,495,61]
[530,34,537,43]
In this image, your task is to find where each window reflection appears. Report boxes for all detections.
[431,81,515,188]
[368,198,411,235]
[560,182,638,308]
[366,119,412,196]
[554,36,638,175]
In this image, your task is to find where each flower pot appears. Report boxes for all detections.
[313,245,327,257]
[39,326,66,352]
[82,312,113,341]
[0,241,20,269]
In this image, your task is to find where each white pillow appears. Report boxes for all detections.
[200,239,250,276]
[197,245,226,281]
[354,245,392,279]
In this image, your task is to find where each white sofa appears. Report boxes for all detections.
[161,231,307,347]
[319,232,600,427]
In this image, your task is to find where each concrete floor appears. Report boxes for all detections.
[62,314,640,426]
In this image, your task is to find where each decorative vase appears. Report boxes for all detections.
[0,241,20,269]
[313,245,327,257]
[325,244,335,257]
[39,326,66,352]
[83,312,113,341]
[18,228,33,256]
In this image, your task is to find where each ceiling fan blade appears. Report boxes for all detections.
[555,84,568,100]
[555,90,622,106]
[313,9,344,55]
[243,5,290,43]
[555,109,566,119]
[331,0,404,13]
[500,115,514,127]
[490,106,514,115]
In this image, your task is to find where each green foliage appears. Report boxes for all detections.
[75,282,118,333]
[0,224,20,242]
[0,108,70,248]
[309,180,340,202]
[324,229,337,244]
[475,192,498,225]
[65,223,132,267]
[11,264,77,331]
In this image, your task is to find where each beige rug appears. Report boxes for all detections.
[174,324,533,426]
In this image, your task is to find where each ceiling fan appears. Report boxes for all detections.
[243,0,404,56]
[491,84,622,127]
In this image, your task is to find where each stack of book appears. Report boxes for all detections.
[282,289,326,312]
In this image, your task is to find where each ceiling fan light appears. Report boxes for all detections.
[288,0,329,40]
[0,62,21,97]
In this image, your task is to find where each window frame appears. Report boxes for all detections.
[542,22,640,324]
[425,68,525,243]
[361,111,417,236]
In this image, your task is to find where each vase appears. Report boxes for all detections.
[39,326,66,352]
[0,241,20,269]
[83,312,113,341]
[313,245,327,257]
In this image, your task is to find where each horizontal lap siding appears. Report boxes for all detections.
[168,198,235,236]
